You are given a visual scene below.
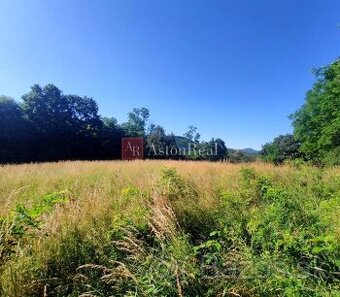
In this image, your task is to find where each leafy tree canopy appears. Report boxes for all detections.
[183,126,200,144]
[260,134,301,164]
[22,84,102,137]
[290,58,340,164]
[1,86,229,163]
[0,95,23,137]
[122,107,150,137]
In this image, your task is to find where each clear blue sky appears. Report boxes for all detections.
[0,0,339,149]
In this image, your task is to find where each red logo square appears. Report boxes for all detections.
[121,137,144,160]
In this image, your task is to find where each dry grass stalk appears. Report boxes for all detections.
[149,191,180,240]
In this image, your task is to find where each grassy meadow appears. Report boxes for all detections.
[0,160,339,296]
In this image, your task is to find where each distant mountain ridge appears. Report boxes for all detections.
[174,136,259,155]
[239,148,259,155]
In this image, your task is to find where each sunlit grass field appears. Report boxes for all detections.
[0,161,339,296]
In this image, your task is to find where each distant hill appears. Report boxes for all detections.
[174,136,259,156]
[240,148,259,155]
[227,147,259,162]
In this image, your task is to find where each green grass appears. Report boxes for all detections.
[0,161,339,296]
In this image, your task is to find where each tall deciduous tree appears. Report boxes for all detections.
[0,96,30,162]
[260,134,301,164]
[183,126,200,144]
[122,107,150,137]
[0,96,23,138]
[21,84,102,160]
[209,138,228,161]
[290,59,340,164]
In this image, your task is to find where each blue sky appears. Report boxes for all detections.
[0,0,339,149]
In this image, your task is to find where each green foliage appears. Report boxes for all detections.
[183,137,228,161]
[160,167,191,201]
[260,134,302,164]
[100,117,126,159]
[183,125,200,144]
[227,149,257,163]
[240,166,257,184]
[0,96,22,137]
[191,167,340,296]
[0,96,32,163]
[1,85,229,163]
[0,191,70,270]
[206,138,228,161]
[145,125,179,159]
[291,58,340,165]
[1,164,340,296]
[21,84,103,161]
[323,147,340,166]
[122,107,150,137]
[160,168,219,241]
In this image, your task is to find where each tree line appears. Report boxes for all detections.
[1,58,339,165]
[260,58,340,166]
[0,85,227,163]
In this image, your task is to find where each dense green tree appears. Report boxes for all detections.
[204,138,227,161]
[0,96,23,138]
[182,133,227,161]
[100,117,125,159]
[21,84,102,160]
[65,94,103,159]
[0,96,31,162]
[0,86,232,163]
[145,125,180,159]
[290,58,340,164]
[215,138,228,161]
[122,107,150,137]
[260,134,301,164]
[146,125,167,158]
[183,125,200,144]
[166,133,180,158]
[22,84,69,135]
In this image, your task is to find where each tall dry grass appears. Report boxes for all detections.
[0,160,339,296]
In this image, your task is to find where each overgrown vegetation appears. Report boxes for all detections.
[0,161,339,296]
[261,57,340,166]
